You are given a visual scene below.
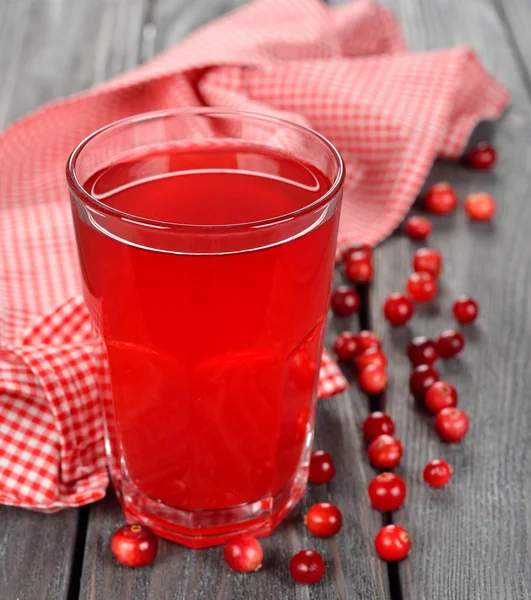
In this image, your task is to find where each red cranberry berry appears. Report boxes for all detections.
[466,142,497,170]
[355,348,387,371]
[224,536,264,572]
[111,524,158,568]
[362,412,395,443]
[368,435,403,469]
[345,258,374,284]
[407,272,438,303]
[435,408,470,443]
[333,332,360,361]
[413,248,443,278]
[343,244,372,263]
[407,336,438,367]
[425,182,457,215]
[383,293,415,326]
[404,216,432,241]
[452,296,479,324]
[289,550,326,585]
[409,365,440,401]
[368,472,407,512]
[436,329,465,359]
[423,459,453,488]
[464,192,496,221]
[374,525,411,562]
[358,365,388,395]
[308,450,335,484]
[424,381,458,414]
[305,503,342,538]
[331,286,360,317]
[357,330,382,352]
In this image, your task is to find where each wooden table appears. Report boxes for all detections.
[1,1,531,598]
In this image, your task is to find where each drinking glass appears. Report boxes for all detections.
[67,108,344,547]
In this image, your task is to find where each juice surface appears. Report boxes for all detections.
[75,146,338,511]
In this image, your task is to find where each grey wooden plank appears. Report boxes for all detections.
[492,0,531,93]
[150,0,249,57]
[78,390,389,600]
[0,505,79,600]
[0,0,147,128]
[367,0,531,598]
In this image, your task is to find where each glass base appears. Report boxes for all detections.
[114,464,308,549]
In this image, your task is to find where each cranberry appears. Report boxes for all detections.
[466,142,497,170]
[368,434,403,469]
[435,408,469,443]
[423,459,453,488]
[452,296,479,324]
[413,248,443,278]
[111,524,158,568]
[464,192,496,221]
[362,411,395,443]
[407,271,438,303]
[368,472,407,512]
[409,364,440,401]
[333,332,360,361]
[424,381,458,414]
[383,292,415,326]
[407,336,438,367]
[331,286,360,317]
[357,330,382,352]
[358,365,388,395]
[224,536,264,572]
[289,550,325,585]
[404,216,432,241]
[308,450,335,484]
[355,348,387,371]
[345,258,374,284]
[374,525,411,561]
[344,244,372,263]
[436,329,465,359]
[425,182,457,215]
[305,503,342,537]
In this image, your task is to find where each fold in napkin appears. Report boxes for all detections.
[0,0,508,510]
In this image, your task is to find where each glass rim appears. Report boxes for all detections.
[66,107,345,232]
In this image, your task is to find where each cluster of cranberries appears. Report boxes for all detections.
[332,245,390,398]
[404,144,496,243]
[221,448,341,583]
[109,143,495,581]
[328,142,495,563]
[362,410,454,560]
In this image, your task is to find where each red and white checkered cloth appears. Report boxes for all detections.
[0,0,508,510]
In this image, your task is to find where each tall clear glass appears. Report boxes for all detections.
[66,108,344,548]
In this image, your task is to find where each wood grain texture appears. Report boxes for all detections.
[149,0,249,57]
[0,505,79,600]
[369,1,531,598]
[0,0,147,128]
[491,0,531,93]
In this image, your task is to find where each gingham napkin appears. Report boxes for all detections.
[0,0,508,510]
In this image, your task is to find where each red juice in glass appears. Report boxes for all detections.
[67,110,344,547]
